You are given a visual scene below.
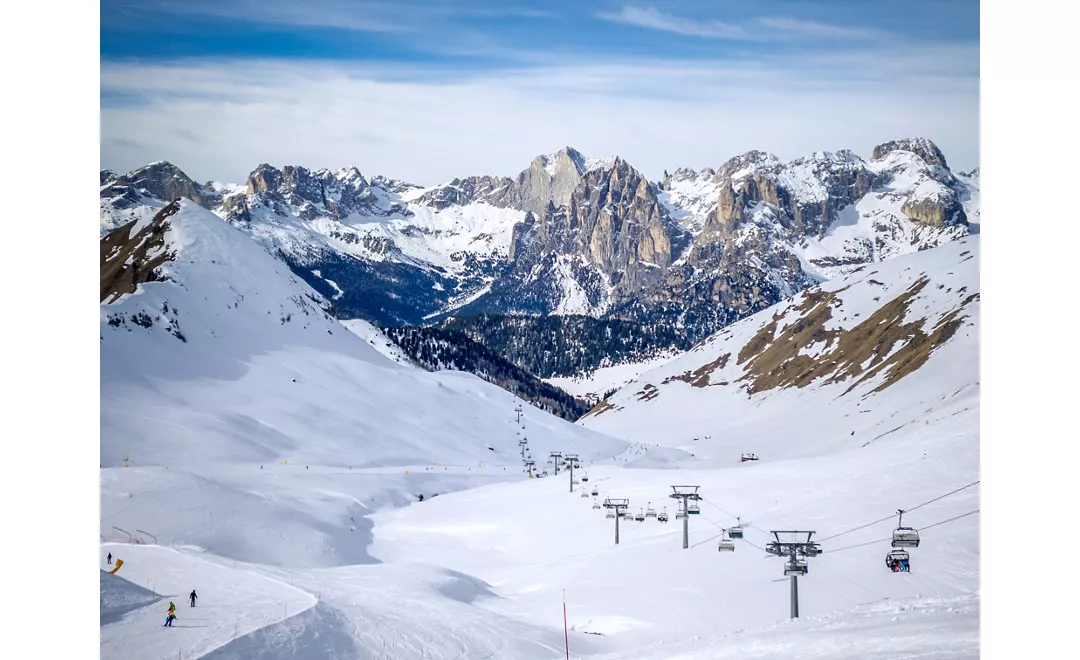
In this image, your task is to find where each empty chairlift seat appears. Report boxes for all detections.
[892,527,920,548]
[717,537,736,552]
[729,518,744,538]
[606,509,616,519]
[784,559,808,576]
[687,503,700,515]
[593,500,601,509]
[646,503,657,518]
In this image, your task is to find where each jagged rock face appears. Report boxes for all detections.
[108,162,217,209]
[417,175,512,210]
[901,195,967,228]
[100,201,180,303]
[244,163,405,220]
[872,138,949,170]
[505,157,680,300]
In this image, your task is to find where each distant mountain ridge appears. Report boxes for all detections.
[101,137,978,380]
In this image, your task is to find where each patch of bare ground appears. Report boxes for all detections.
[635,384,660,401]
[580,398,616,419]
[100,200,180,303]
[735,276,977,396]
[662,353,731,387]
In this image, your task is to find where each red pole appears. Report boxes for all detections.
[563,589,570,660]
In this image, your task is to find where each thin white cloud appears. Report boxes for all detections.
[597,6,754,40]
[598,5,885,42]
[100,47,979,186]
[755,16,884,40]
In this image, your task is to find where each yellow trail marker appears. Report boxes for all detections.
[283,459,288,465]
[109,559,124,574]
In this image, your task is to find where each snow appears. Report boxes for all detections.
[100,189,977,660]
[545,353,681,403]
[339,318,416,367]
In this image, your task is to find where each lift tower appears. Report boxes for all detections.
[669,486,702,549]
[604,498,630,545]
[765,530,822,619]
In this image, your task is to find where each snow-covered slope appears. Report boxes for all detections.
[339,318,417,367]
[579,236,978,462]
[100,168,977,660]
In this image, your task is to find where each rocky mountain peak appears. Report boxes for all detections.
[104,161,216,209]
[872,138,949,170]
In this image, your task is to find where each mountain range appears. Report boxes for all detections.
[101,138,979,397]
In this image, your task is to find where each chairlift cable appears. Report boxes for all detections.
[826,509,979,553]
[818,481,980,542]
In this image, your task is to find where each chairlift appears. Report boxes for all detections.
[886,549,911,572]
[740,453,759,462]
[675,509,687,520]
[606,509,616,519]
[591,488,599,497]
[635,509,646,522]
[581,474,589,482]
[658,507,669,523]
[593,500,601,510]
[891,509,921,548]
[784,559,808,576]
[646,502,657,518]
[580,490,589,498]
[687,503,701,515]
[717,531,735,552]
[730,517,744,539]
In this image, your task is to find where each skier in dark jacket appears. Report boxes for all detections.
[189,590,197,607]
[107,552,112,565]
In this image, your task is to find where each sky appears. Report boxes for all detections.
[100,0,980,185]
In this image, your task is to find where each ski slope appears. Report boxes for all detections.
[100,201,978,659]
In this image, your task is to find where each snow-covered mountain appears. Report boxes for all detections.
[100,205,978,659]
[580,235,979,462]
[101,138,976,349]
[100,198,624,470]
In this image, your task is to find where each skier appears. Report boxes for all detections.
[107,552,112,565]
[164,602,176,627]
[417,494,424,502]
[189,590,197,607]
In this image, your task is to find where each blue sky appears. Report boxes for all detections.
[100,0,980,184]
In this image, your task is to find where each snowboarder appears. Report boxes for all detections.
[189,590,197,607]
[107,552,112,565]
[164,602,176,627]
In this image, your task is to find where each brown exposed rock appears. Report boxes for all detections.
[662,352,731,387]
[734,277,975,396]
[100,201,180,303]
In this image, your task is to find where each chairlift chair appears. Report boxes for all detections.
[581,474,589,482]
[687,503,701,515]
[581,490,589,498]
[646,502,657,518]
[717,532,736,552]
[658,507,669,523]
[784,559,808,576]
[591,488,599,497]
[892,510,921,548]
[635,509,646,522]
[740,453,759,462]
[886,549,911,572]
[606,509,616,519]
[593,500,601,510]
[675,509,687,520]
